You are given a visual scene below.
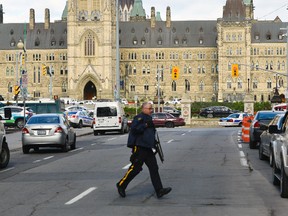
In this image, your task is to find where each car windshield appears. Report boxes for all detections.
[67,111,77,115]
[257,112,280,120]
[27,116,60,124]
[228,113,240,118]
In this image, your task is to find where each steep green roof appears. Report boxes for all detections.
[243,0,252,5]
[62,1,68,21]
[130,0,146,18]
[156,12,162,21]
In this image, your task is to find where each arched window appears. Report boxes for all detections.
[172,81,176,91]
[267,78,272,89]
[253,79,258,89]
[10,66,14,76]
[84,32,95,56]
[237,78,242,89]
[62,81,67,93]
[6,67,10,76]
[185,79,190,92]
[199,81,204,91]
[8,82,12,93]
[227,78,232,89]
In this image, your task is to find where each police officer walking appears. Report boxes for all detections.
[116,102,172,198]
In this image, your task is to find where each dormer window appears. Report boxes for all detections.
[174,39,179,45]
[131,28,135,33]
[133,38,138,45]
[199,38,203,45]
[141,39,146,45]
[266,33,271,40]
[51,39,56,46]
[255,34,260,40]
[10,29,14,35]
[158,28,162,33]
[158,39,162,45]
[35,38,40,46]
[37,29,41,34]
[186,28,190,33]
[172,27,176,33]
[182,38,187,44]
[278,34,283,40]
[145,28,149,33]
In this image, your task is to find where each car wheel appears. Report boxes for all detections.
[280,161,288,198]
[269,148,274,167]
[93,130,98,136]
[22,146,30,154]
[100,131,105,135]
[62,138,69,152]
[207,114,213,118]
[165,122,174,128]
[78,120,83,128]
[258,142,266,160]
[16,118,25,129]
[249,139,257,149]
[238,122,242,127]
[272,158,280,186]
[0,142,10,169]
[70,135,76,150]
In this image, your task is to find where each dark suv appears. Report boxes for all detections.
[199,106,233,118]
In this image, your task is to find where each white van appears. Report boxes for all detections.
[93,101,129,135]
[272,103,287,111]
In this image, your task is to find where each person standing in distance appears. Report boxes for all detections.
[116,102,171,198]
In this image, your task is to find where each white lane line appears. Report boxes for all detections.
[33,160,42,163]
[188,130,192,133]
[238,144,243,148]
[65,187,97,205]
[91,143,97,146]
[0,167,15,173]
[107,138,116,141]
[167,139,174,143]
[240,158,248,167]
[70,148,84,153]
[43,156,54,160]
[122,163,131,169]
[119,135,126,138]
[239,151,245,158]
[181,133,186,136]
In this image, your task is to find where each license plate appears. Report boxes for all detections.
[37,130,46,135]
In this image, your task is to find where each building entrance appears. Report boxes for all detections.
[83,81,96,100]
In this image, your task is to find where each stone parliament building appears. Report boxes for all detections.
[0,0,287,103]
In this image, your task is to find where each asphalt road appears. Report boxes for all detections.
[0,127,288,216]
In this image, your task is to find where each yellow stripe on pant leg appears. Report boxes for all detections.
[119,165,134,186]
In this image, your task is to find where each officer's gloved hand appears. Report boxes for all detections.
[146,120,154,128]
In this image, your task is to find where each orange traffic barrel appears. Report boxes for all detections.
[241,116,253,143]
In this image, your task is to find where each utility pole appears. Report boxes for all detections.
[115,0,120,101]
[280,26,288,103]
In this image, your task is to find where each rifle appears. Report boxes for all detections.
[155,131,164,163]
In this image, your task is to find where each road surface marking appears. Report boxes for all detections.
[181,133,186,136]
[239,151,245,157]
[238,144,242,148]
[91,143,97,146]
[107,138,116,141]
[33,160,42,163]
[167,139,174,143]
[43,156,54,160]
[240,158,248,167]
[65,187,97,205]
[119,135,126,137]
[70,148,83,153]
[0,167,15,173]
[122,163,131,169]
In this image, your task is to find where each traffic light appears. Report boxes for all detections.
[231,64,239,77]
[21,53,25,65]
[172,66,179,80]
[13,85,20,95]
[42,64,47,75]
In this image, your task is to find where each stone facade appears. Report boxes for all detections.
[0,0,287,103]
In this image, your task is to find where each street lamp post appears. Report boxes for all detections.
[15,39,24,105]
[280,26,288,103]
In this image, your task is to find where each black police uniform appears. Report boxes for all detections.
[117,112,163,194]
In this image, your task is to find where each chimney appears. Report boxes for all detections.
[151,7,155,28]
[0,4,3,24]
[29,8,35,30]
[44,8,50,29]
[166,6,171,28]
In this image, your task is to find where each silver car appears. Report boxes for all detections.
[22,114,76,154]
[0,120,9,168]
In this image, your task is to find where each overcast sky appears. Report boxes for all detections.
[1,0,288,23]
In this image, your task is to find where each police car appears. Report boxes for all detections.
[66,110,93,128]
[218,113,249,127]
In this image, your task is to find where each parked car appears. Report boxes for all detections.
[199,106,234,118]
[151,112,185,128]
[0,120,10,169]
[21,114,76,154]
[163,106,181,116]
[249,110,284,149]
[259,113,285,163]
[165,98,181,105]
[218,112,250,127]
[268,112,288,198]
[0,106,34,129]
[66,110,93,128]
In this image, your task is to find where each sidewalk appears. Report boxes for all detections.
[6,127,93,151]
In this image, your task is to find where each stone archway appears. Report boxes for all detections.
[83,81,96,100]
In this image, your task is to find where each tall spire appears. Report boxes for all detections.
[130,0,146,21]
[0,4,3,24]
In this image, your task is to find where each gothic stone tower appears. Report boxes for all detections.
[67,0,116,100]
